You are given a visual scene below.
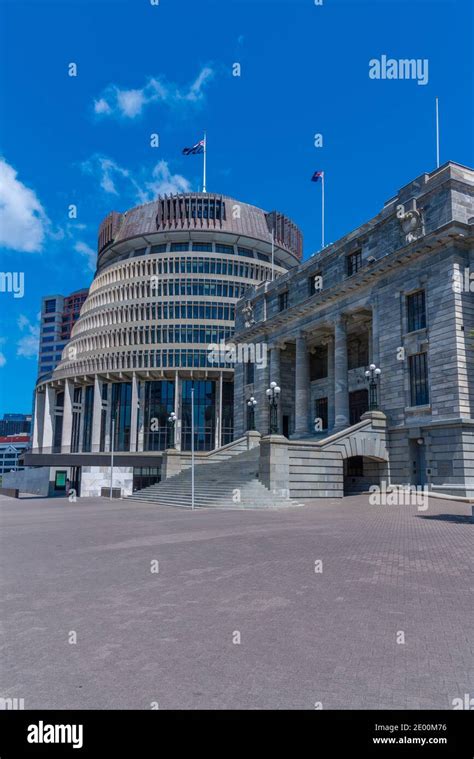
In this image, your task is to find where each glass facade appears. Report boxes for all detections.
[110,382,132,452]
[143,380,175,451]
[221,381,234,445]
[181,380,216,451]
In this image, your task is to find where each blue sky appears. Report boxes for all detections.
[0,0,472,416]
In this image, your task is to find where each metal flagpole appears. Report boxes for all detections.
[321,171,325,249]
[435,98,440,168]
[191,386,195,510]
[109,418,115,499]
[271,228,275,281]
[202,132,207,193]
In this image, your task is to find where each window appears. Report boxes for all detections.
[309,345,328,380]
[45,299,56,313]
[278,291,289,311]
[42,336,55,343]
[245,362,255,384]
[44,317,55,323]
[43,326,55,333]
[151,244,167,254]
[170,243,189,252]
[348,337,369,370]
[192,242,212,252]
[409,352,429,406]
[215,243,233,254]
[315,397,328,430]
[257,252,270,262]
[238,247,253,258]
[308,272,323,296]
[347,250,362,276]
[406,290,426,332]
[134,248,146,257]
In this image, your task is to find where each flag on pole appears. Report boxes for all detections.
[311,170,324,182]
[182,139,205,155]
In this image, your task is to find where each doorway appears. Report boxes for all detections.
[349,389,369,425]
[282,415,290,438]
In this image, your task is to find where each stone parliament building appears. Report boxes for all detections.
[6,161,474,503]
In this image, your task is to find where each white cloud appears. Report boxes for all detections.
[74,241,96,272]
[141,161,191,200]
[81,154,191,204]
[0,158,49,252]
[16,314,40,359]
[93,66,214,119]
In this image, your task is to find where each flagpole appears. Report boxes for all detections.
[203,131,207,193]
[435,98,440,169]
[271,228,275,281]
[321,171,325,249]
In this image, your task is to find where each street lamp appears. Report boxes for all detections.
[266,381,281,434]
[167,411,177,449]
[246,396,257,431]
[365,363,382,410]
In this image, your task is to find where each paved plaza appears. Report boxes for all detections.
[0,493,472,710]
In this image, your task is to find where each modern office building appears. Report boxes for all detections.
[0,434,30,477]
[38,289,89,378]
[0,414,31,436]
[233,161,474,498]
[21,192,302,496]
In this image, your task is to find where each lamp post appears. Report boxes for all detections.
[246,396,257,431]
[266,381,281,434]
[167,411,177,449]
[365,363,382,410]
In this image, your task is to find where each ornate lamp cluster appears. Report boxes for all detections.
[365,363,381,410]
[167,411,177,449]
[266,381,281,434]
[246,396,257,431]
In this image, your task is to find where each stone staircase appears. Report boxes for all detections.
[128,447,302,509]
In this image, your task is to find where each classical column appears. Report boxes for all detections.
[334,314,350,430]
[42,385,55,453]
[294,333,310,436]
[129,374,139,452]
[91,376,102,453]
[61,379,74,454]
[257,340,270,434]
[104,386,112,452]
[371,301,379,366]
[33,390,45,453]
[322,335,335,430]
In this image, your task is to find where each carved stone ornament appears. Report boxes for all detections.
[399,209,424,244]
[242,301,255,328]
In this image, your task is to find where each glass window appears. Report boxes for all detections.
[151,244,167,254]
[181,380,216,451]
[192,242,212,251]
[315,397,328,430]
[310,345,328,379]
[215,243,233,254]
[45,299,56,313]
[238,247,253,258]
[143,380,175,451]
[406,290,426,332]
[170,243,189,252]
[409,353,429,406]
[347,250,362,276]
[278,291,289,311]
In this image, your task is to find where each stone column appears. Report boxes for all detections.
[33,390,45,453]
[371,301,379,366]
[294,333,310,436]
[256,340,270,434]
[322,335,335,430]
[61,379,74,454]
[104,386,112,452]
[91,376,102,453]
[334,314,350,430]
[233,355,245,438]
[42,385,55,453]
[129,373,139,452]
